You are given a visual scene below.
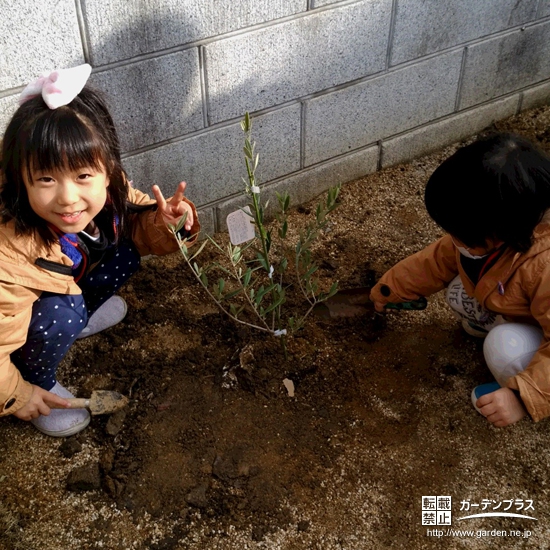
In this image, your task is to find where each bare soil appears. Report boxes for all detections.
[1,105,550,550]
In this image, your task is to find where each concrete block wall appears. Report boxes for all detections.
[1,0,549,235]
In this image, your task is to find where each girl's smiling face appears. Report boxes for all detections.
[24,164,109,233]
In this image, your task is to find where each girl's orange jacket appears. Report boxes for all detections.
[0,186,199,416]
[370,213,550,422]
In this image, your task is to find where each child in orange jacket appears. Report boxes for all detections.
[370,133,550,427]
[0,64,200,437]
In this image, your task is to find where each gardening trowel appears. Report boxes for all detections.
[52,390,129,415]
[312,287,427,320]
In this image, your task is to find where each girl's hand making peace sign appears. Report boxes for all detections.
[152,181,194,231]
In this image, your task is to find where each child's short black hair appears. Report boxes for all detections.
[1,87,129,245]
[425,132,550,253]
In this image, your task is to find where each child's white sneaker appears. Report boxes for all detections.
[461,319,488,338]
[77,295,127,339]
[31,382,90,437]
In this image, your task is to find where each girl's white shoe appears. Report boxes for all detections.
[31,382,90,437]
[461,319,488,338]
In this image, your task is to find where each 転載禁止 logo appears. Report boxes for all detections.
[422,496,452,525]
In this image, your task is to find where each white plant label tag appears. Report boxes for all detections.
[227,206,255,245]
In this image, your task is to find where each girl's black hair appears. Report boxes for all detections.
[424,132,550,253]
[1,86,130,246]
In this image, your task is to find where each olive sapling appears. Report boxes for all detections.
[171,113,340,358]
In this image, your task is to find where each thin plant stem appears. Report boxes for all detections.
[229,261,272,332]
[182,251,272,333]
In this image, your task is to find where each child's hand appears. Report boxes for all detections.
[152,181,194,231]
[369,290,388,313]
[12,385,70,421]
[476,387,527,427]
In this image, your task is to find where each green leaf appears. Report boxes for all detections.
[243,268,252,287]
[304,264,319,279]
[255,285,266,306]
[263,291,286,314]
[200,272,208,287]
[241,112,251,133]
[231,248,242,265]
[213,284,222,300]
[255,253,269,271]
[223,288,243,300]
[257,206,264,225]
[209,262,234,278]
[240,206,254,218]
[229,303,244,318]
[254,284,276,306]
[265,283,278,294]
[315,203,322,223]
[263,301,280,315]
[189,239,208,261]
[239,240,256,255]
[171,211,188,234]
[206,234,225,253]
[278,220,288,239]
[278,257,288,273]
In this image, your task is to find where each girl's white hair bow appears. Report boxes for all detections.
[19,63,92,109]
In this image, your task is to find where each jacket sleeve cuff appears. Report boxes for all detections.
[0,377,33,417]
[369,281,411,305]
[507,374,547,422]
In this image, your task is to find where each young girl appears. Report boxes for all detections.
[370,132,550,427]
[0,64,200,437]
